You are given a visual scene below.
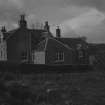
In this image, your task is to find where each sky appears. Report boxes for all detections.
[0,0,105,43]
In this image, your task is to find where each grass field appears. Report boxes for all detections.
[0,66,104,105]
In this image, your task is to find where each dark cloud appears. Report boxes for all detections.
[64,0,105,11]
[0,0,104,42]
[0,7,22,22]
[0,0,25,29]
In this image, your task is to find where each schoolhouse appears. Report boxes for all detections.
[0,14,90,65]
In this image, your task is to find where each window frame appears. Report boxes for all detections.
[21,52,28,62]
[56,52,64,62]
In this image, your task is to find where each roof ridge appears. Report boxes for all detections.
[44,38,49,51]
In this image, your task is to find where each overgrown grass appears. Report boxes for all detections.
[0,67,105,105]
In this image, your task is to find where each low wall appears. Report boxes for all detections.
[0,62,93,74]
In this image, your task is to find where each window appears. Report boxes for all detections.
[21,52,27,62]
[78,51,84,58]
[56,52,64,61]
[1,51,2,58]
[32,52,35,62]
[77,44,82,50]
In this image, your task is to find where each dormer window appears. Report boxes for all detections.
[77,44,82,50]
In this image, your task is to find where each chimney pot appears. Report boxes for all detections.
[56,26,61,38]
[44,21,50,32]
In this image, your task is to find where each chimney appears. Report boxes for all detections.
[21,14,25,20]
[44,21,50,32]
[1,26,6,33]
[19,14,27,28]
[1,26,6,40]
[56,26,61,38]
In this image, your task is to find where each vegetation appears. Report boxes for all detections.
[0,67,105,105]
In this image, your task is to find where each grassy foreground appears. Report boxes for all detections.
[0,68,105,105]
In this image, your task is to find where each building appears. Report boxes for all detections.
[31,27,89,65]
[0,14,90,65]
[54,27,89,64]
[32,37,74,64]
[87,43,105,65]
[2,15,53,64]
[0,31,7,61]
[55,37,89,64]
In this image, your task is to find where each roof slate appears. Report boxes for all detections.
[35,37,73,51]
[55,37,87,49]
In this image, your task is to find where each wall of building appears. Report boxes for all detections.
[0,41,7,61]
[45,39,74,65]
[7,29,30,63]
[32,51,45,64]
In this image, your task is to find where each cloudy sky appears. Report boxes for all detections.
[1,0,105,43]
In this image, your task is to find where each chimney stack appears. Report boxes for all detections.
[1,26,6,40]
[1,26,6,33]
[19,14,27,28]
[56,26,61,38]
[44,21,50,32]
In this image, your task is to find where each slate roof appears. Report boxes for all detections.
[55,37,88,49]
[88,43,105,55]
[4,29,20,40]
[35,37,73,51]
[4,28,44,39]
[3,27,53,41]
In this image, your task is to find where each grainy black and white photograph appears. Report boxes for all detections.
[0,0,105,105]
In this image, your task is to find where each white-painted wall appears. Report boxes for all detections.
[89,55,95,65]
[32,51,45,64]
[0,41,7,61]
[0,32,7,61]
